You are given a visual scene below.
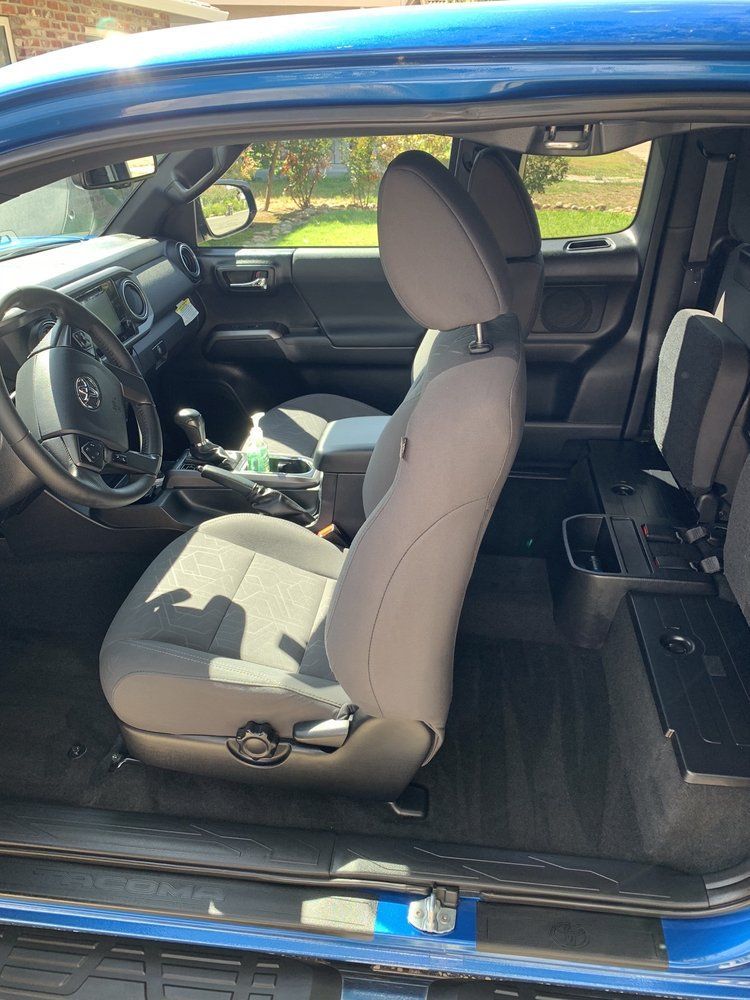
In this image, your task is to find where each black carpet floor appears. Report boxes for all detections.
[0,552,642,862]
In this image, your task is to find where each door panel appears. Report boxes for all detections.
[526,235,642,427]
[292,249,424,349]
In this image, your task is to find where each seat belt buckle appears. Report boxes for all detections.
[680,524,710,545]
[697,554,722,575]
[317,523,347,546]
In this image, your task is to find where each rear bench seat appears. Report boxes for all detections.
[585,243,750,529]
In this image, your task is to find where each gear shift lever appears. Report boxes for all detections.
[175,408,234,469]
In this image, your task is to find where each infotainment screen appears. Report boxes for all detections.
[79,286,122,337]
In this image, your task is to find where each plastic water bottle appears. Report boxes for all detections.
[246,412,270,473]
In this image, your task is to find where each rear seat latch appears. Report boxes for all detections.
[407,886,458,935]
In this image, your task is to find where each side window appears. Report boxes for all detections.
[198,135,452,249]
[520,142,651,239]
[0,17,16,67]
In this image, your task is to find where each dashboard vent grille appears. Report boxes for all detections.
[120,278,148,321]
[177,242,201,280]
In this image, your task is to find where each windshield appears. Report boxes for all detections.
[0,175,136,258]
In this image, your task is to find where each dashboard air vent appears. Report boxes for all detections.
[120,278,149,321]
[177,242,201,280]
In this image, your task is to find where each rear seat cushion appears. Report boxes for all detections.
[654,309,749,497]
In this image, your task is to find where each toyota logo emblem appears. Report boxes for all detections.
[75,374,102,411]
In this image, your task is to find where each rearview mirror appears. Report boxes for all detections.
[73,156,157,190]
[198,179,258,240]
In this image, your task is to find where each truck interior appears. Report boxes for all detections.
[2,107,750,930]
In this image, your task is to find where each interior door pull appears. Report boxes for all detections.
[217,265,274,291]
[230,275,268,290]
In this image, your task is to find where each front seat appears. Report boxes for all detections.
[244,148,541,458]
[100,151,526,798]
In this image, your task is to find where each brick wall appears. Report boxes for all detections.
[2,1,170,60]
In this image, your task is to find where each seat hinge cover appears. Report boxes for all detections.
[407,886,458,935]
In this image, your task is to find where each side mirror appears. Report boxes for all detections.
[73,156,157,190]
[198,179,257,240]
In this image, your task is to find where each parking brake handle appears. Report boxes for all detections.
[200,464,313,524]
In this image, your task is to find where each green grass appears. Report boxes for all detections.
[536,209,634,239]
[273,207,634,245]
[275,208,377,247]
[562,147,649,181]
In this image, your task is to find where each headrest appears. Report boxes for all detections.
[468,148,542,260]
[378,150,512,331]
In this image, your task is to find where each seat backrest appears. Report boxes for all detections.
[654,308,749,502]
[325,151,525,742]
[409,148,543,386]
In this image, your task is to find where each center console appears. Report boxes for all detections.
[99,410,388,541]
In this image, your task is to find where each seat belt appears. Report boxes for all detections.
[679,147,736,308]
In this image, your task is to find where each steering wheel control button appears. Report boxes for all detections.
[74,373,102,410]
[79,437,105,469]
[72,329,94,352]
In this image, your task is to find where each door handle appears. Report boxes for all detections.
[216,265,274,292]
[228,275,268,290]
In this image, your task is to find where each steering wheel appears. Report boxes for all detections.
[0,286,162,509]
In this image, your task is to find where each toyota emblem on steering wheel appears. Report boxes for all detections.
[75,374,102,410]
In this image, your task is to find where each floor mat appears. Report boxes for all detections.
[0,555,641,861]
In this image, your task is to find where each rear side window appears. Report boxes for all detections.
[520,142,651,239]
[198,135,452,249]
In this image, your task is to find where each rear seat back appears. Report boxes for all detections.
[654,307,749,506]
[653,148,750,514]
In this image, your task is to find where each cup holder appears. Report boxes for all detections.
[269,456,313,476]
[659,629,696,656]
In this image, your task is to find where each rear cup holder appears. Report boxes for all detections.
[659,629,696,656]
[611,482,635,497]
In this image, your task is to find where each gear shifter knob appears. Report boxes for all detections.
[175,407,235,470]
[175,408,207,449]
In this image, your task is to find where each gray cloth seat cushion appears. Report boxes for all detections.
[100,513,350,738]
[243,394,385,458]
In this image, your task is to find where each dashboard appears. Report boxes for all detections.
[0,235,204,391]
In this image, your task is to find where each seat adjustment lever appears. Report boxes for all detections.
[293,717,351,749]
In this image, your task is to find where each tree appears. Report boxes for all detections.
[522,155,569,195]
[375,134,452,168]
[261,140,282,211]
[225,142,285,210]
[346,137,380,208]
[226,148,258,183]
[280,139,333,209]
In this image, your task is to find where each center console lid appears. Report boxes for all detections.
[314,416,389,475]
